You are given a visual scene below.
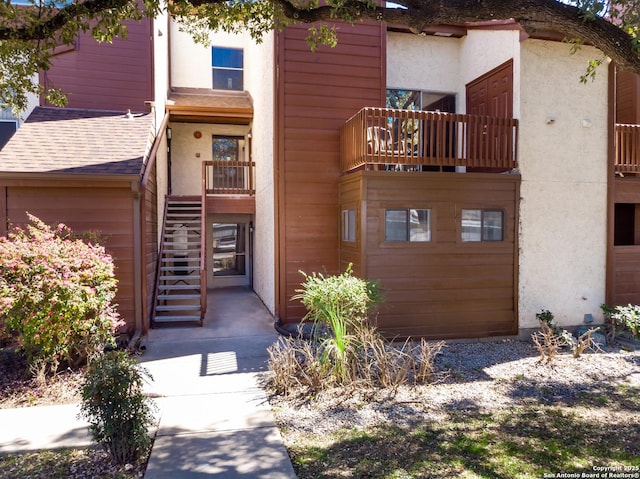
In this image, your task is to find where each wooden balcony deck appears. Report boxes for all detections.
[616,124,640,176]
[340,107,519,173]
[203,160,255,195]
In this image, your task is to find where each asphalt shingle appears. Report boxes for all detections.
[0,107,155,176]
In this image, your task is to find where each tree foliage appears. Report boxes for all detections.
[2,0,640,115]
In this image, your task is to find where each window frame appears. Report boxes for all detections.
[341,208,357,243]
[211,46,244,91]
[460,208,505,243]
[384,208,432,243]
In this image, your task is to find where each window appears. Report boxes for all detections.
[0,120,17,149]
[211,136,245,190]
[342,209,356,242]
[385,209,431,242]
[212,47,243,91]
[386,89,456,112]
[213,223,246,276]
[461,209,504,242]
[614,203,637,246]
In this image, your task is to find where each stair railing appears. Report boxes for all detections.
[150,197,170,328]
[200,162,207,325]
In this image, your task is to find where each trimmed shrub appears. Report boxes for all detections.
[0,215,123,372]
[80,351,156,465]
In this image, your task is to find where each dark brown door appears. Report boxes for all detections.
[466,60,514,171]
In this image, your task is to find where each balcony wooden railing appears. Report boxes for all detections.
[203,160,255,195]
[616,124,640,175]
[340,107,519,173]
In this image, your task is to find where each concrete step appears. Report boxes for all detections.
[153,315,202,323]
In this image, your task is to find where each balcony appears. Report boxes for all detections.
[616,124,640,176]
[340,107,519,173]
[203,160,255,195]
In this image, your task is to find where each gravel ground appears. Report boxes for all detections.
[270,339,640,435]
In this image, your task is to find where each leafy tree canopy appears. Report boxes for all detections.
[1,0,640,115]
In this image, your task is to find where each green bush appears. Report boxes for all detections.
[292,265,381,383]
[80,351,156,465]
[0,215,123,372]
[602,303,640,338]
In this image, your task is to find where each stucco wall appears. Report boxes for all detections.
[387,29,521,115]
[459,29,521,115]
[169,122,250,196]
[387,32,461,95]
[245,33,276,314]
[170,25,246,89]
[518,39,609,328]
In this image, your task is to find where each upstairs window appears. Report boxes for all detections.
[212,47,243,91]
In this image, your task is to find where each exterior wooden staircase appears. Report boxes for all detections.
[152,198,205,326]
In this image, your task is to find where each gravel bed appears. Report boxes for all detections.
[269,339,640,435]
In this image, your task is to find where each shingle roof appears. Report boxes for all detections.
[0,107,155,176]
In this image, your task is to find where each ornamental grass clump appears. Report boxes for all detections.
[0,215,124,373]
[268,266,443,395]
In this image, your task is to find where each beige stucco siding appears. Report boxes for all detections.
[518,39,609,328]
[387,32,461,95]
[459,29,521,115]
[170,123,251,196]
[245,33,276,314]
[170,26,246,89]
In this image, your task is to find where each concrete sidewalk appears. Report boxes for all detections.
[0,287,297,478]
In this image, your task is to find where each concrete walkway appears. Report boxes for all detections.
[0,287,297,478]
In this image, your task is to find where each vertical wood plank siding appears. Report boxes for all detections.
[41,19,153,112]
[143,161,158,332]
[340,171,519,339]
[277,23,384,322]
[5,185,138,332]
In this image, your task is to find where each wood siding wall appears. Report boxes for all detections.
[3,182,138,332]
[612,177,640,305]
[143,161,158,333]
[616,69,640,125]
[340,172,520,339]
[276,22,385,322]
[41,19,153,112]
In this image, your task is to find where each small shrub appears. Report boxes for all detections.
[602,303,640,339]
[533,309,600,362]
[532,320,563,364]
[0,215,123,372]
[80,351,156,465]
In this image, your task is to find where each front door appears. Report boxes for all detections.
[207,215,252,288]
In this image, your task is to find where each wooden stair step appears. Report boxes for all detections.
[160,275,201,281]
[157,294,201,301]
[160,257,201,263]
[162,250,201,256]
[160,266,198,272]
[156,304,201,312]
[158,284,201,291]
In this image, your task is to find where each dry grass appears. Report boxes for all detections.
[266,324,444,397]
